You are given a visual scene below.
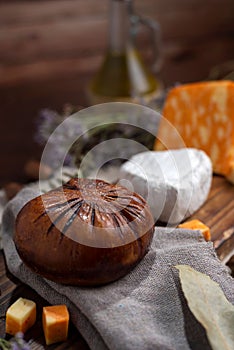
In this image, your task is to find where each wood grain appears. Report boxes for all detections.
[0,0,233,85]
[0,0,233,186]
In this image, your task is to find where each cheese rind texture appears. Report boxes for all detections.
[154,80,234,183]
[5,297,36,335]
[43,305,69,345]
[119,149,212,224]
[178,219,211,241]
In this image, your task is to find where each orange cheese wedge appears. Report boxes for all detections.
[42,305,69,345]
[6,297,36,336]
[178,219,211,241]
[155,80,234,183]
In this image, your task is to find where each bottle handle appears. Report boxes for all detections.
[128,4,163,73]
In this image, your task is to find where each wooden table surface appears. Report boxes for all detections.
[0,175,234,349]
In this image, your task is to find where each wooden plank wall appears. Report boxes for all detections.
[0,0,234,185]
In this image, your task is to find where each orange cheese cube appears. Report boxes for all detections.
[155,80,234,183]
[5,297,36,335]
[42,305,69,345]
[178,219,211,241]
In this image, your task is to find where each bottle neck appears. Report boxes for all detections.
[108,0,132,53]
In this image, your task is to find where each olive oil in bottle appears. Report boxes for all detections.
[87,0,163,105]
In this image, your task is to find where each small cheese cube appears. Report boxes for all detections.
[6,297,36,335]
[178,219,211,241]
[42,305,69,345]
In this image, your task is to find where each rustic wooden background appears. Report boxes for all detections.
[0,0,234,186]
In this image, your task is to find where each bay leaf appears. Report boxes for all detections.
[175,264,234,350]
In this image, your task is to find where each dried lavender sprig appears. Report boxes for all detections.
[0,332,32,350]
[0,338,11,350]
[34,104,160,173]
[10,332,32,350]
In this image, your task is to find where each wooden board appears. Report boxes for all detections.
[0,175,233,348]
[0,0,233,187]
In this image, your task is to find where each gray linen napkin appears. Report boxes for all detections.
[2,187,234,350]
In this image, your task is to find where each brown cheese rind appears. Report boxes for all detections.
[14,178,154,286]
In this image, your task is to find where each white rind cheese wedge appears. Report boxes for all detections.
[119,148,212,224]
